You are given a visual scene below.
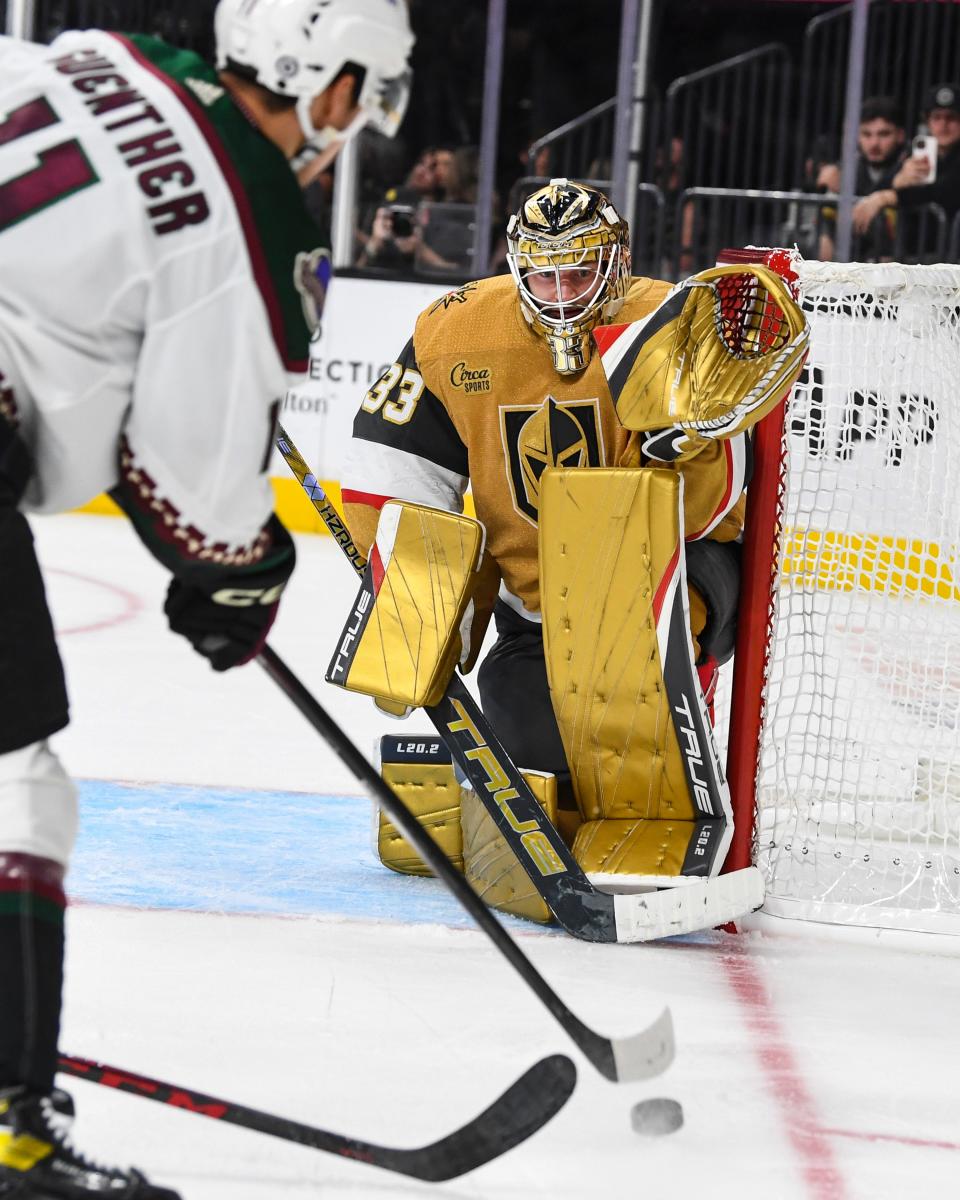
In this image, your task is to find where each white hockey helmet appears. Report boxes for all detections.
[214,0,415,150]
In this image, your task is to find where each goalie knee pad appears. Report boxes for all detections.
[0,741,78,868]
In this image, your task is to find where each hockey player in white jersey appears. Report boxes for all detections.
[0,2,413,1196]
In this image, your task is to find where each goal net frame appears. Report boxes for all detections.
[719,248,960,936]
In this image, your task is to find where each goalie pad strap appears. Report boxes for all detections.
[326,501,483,708]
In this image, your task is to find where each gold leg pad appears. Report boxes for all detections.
[377,761,463,876]
[572,817,701,888]
[461,770,558,924]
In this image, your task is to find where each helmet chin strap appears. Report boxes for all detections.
[296,94,369,153]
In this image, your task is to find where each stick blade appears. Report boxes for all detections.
[609,1006,675,1083]
[613,867,764,943]
[388,1054,577,1181]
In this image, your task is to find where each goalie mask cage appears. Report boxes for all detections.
[722,249,960,936]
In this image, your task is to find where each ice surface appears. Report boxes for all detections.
[27,512,960,1200]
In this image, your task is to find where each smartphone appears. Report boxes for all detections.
[911,134,938,184]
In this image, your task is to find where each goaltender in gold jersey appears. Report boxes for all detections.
[335,179,808,921]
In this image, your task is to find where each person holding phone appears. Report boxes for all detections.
[853,83,960,243]
[817,96,906,257]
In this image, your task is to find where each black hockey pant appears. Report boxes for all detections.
[0,412,69,1093]
[477,601,576,801]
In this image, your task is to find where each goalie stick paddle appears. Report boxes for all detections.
[258,643,673,1084]
[56,1052,575,1182]
[276,424,763,947]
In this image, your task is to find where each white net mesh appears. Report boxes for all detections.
[754,260,960,932]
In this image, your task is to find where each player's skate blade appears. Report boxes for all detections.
[0,1088,181,1199]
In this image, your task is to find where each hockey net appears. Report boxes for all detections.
[721,250,960,935]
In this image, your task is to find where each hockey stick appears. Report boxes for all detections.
[277,424,763,944]
[56,1051,574,1182]
[257,643,672,1083]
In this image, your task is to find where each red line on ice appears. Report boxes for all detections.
[820,1127,960,1153]
[720,947,850,1200]
[50,568,143,636]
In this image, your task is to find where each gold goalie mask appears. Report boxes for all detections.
[506,178,631,375]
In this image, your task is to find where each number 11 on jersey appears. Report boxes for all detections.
[0,97,99,233]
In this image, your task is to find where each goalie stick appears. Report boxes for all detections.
[258,643,673,1083]
[276,425,763,945]
[56,1051,574,1183]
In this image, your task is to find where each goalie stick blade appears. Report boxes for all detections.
[56,1053,576,1183]
[613,867,765,943]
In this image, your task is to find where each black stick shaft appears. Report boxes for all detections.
[257,645,617,1077]
[56,1051,576,1182]
[274,425,619,943]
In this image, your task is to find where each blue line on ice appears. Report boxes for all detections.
[70,778,553,934]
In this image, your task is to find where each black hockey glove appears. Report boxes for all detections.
[164,532,296,672]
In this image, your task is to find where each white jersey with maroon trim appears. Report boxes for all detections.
[0,30,319,559]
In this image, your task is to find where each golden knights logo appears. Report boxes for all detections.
[429,282,478,314]
[500,395,605,525]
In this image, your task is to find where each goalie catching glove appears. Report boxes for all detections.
[593,263,809,460]
[164,516,295,671]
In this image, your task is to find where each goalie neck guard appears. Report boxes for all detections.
[506,179,631,375]
[214,0,414,149]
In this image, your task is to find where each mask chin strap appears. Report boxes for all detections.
[296,94,370,153]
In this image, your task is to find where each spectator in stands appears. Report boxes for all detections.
[356,145,439,270]
[356,201,420,270]
[852,83,960,247]
[360,145,487,274]
[432,145,456,200]
[383,145,441,207]
[416,145,492,273]
[817,96,906,260]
